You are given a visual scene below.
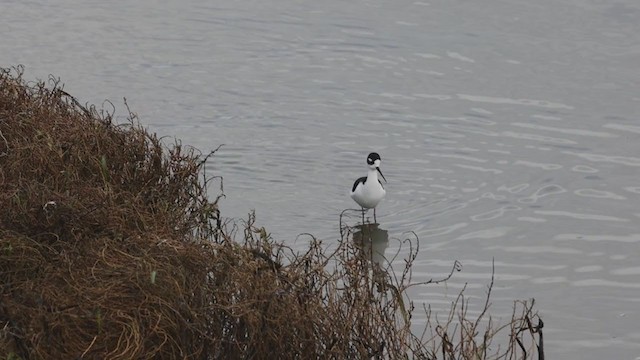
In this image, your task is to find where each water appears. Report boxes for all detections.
[3,0,640,358]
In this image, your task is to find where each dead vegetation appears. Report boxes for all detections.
[0,66,543,359]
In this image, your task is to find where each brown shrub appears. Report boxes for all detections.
[0,66,224,359]
[0,66,543,360]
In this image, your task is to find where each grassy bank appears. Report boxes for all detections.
[0,66,542,359]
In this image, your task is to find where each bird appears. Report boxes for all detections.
[350,152,387,223]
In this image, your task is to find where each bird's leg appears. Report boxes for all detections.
[373,207,377,223]
[361,207,365,225]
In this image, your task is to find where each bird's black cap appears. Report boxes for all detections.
[367,152,381,165]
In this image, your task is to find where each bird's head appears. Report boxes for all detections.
[367,152,386,182]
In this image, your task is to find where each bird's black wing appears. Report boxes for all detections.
[352,177,367,192]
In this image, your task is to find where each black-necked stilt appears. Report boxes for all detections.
[350,152,387,223]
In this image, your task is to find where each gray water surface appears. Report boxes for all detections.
[3,0,640,358]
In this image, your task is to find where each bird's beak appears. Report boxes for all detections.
[377,167,387,182]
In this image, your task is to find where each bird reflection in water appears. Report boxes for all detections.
[352,223,389,268]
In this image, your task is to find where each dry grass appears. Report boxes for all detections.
[0,66,543,359]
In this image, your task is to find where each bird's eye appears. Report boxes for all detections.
[367,158,372,162]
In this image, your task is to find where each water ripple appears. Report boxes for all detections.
[575,265,604,273]
[603,123,640,134]
[513,160,563,170]
[488,246,583,255]
[571,279,640,289]
[454,164,503,174]
[564,151,640,167]
[571,164,599,173]
[455,227,512,240]
[419,222,468,238]
[610,267,640,275]
[518,184,567,204]
[534,210,629,222]
[501,131,576,144]
[456,94,574,109]
[498,183,530,194]
[555,233,640,243]
[470,205,520,221]
[511,122,618,138]
[574,188,626,200]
